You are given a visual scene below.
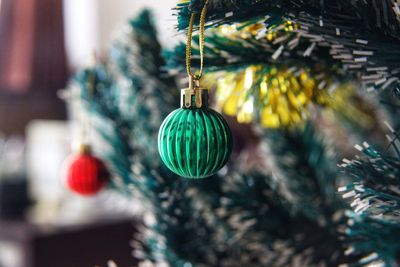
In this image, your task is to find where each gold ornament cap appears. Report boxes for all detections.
[181,76,209,108]
[79,144,92,154]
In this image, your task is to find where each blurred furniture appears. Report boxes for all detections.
[0,92,66,136]
[0,0,68,135]
[0,216,138,267]
[0,136,31,220]
[0,0,68,92]
[0,177,31,219]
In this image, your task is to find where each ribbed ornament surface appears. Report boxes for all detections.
[158,107,232,178]
[64,153,108,196]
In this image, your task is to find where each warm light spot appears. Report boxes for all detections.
[244,67,254,89]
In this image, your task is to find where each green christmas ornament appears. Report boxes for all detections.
[158,82,232,178]
[158,0,231,178]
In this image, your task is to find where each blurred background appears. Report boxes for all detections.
[0,1,176,266]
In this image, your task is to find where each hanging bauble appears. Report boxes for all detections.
[158,83,232,178]
[159,0,231,178]
[63,144,109,196]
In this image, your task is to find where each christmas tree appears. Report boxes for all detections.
[66,2,400,266]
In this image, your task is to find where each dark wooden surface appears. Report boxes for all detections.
[0,216,138,267]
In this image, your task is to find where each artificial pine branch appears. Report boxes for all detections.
[175,0,400,94]
[339,141,400,266]
[178,0,400,40]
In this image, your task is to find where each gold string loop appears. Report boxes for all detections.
[186,0,209,87]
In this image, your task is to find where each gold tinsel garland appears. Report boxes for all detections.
[213,65,320,128]
[210,65,373,128]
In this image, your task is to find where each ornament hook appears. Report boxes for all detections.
[181,1,210,109]
[185,0,208,81]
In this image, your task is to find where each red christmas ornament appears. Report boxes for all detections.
[63,144,109,196]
